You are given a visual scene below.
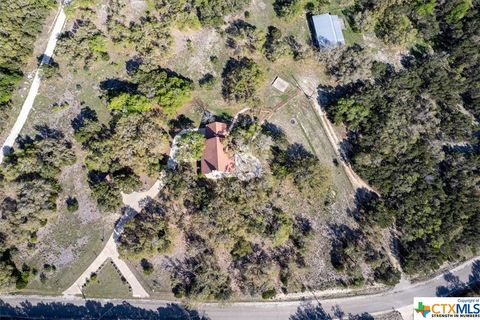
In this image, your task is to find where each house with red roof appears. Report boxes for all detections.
[201,122,236,179]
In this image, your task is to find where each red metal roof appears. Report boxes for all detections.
[201,122,235,175]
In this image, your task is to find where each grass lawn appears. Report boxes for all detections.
[83,259,132,299]
[269,93,355,215]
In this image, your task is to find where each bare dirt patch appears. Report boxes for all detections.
[169,28,222,81]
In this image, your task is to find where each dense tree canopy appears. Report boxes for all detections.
[326,0,480,274]
[273,0,302,18]
[133,68,194,115]
[118,200,172,259]
[57,20,110,66]
[73,107,169,212]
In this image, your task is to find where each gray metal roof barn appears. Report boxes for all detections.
[311,13,346,48]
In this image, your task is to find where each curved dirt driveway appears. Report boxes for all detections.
[63,179,164,298]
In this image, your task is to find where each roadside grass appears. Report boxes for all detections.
[83,259,132,299]
[22,221,110,295]
[126,258,175,299]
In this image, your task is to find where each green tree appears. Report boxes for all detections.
[134,68,193,116]
[222,57,264,102]
[331,98,370,130]
[270,144,331,198]
[445,0,472,24]
[273,0,302,18]
[118,200,172,259]
[108,93,153,113]
[375,11,417,45]
[176,131,205,162]
[374,261,401,286]
[193,0,250,26]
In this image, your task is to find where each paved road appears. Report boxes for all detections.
[0,6,66,164]
[2,258,479,319]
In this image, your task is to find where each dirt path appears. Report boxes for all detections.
[292,75,378,195]
[310,94,379,195]
[63,179,165,298]
[0,6,66,164]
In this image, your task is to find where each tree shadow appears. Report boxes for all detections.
[200,109,233,127]
[198,73,215,86]
[99,78,138,100]
[71,106,98,132]
[9,125,66,155]
[286,143,315,160]
[114,206,140,240]
[338,134,355,162]
[261,121,288,145]
[125,57,143,75]
[225,19,256,36]
[36,53,53,65]
[1,145,14,158]
[436,260,480,296]
[347,187,373,219]
[290,301,332,320]
[317,82,364,110]
[289,301,374,320]
[159,68,193,84]
[33,124,65,140]
[0,299,210,319]
[328,224,361,271]
[168,114,195,137]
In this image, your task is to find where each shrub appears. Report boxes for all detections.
[273,0,302,18]
[66,196,79,213]
[141,259,154,275]
[375,12,416,45]
[16,272,29,289]
[40,272,47,284]
[374,261,401,286]
[230,238,253,260]
[199,73,217,89]
[261,288,277,299]
[40,60,60,79]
